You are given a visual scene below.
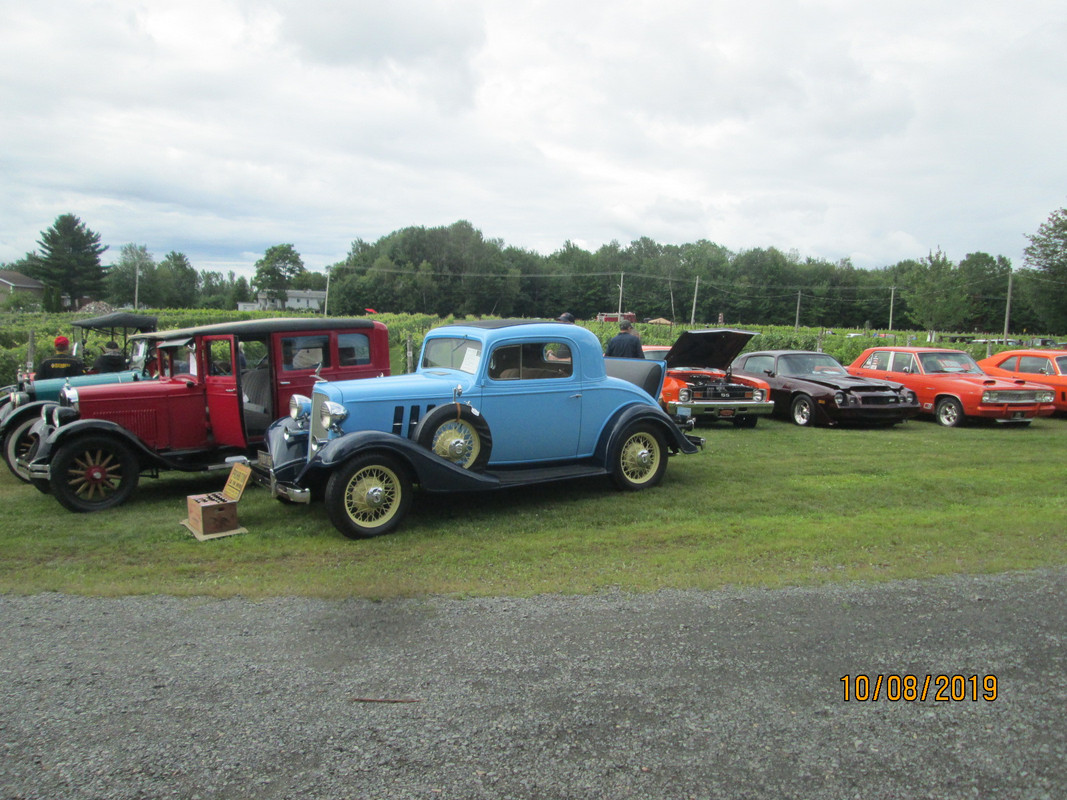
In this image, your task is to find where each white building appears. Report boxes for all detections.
[237,289,326,312]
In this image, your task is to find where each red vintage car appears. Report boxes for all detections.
[976,349,1067,413]
[21,318,391,512]
[642,329,773,428]
[847,346,1056,426]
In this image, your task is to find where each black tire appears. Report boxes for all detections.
[413,404,492,470]
[49,435,141,513]
[2,417,37,483]
[935,397,965,427]
[790,394,816,426]
[325,454,413,539]
[610,423,668,491]
[732,414,758,429]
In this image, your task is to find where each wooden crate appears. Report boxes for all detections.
[181,463,251,541]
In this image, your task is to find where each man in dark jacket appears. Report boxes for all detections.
[35,336,87,379]
[92,341,126,373]
[605,320,645,359]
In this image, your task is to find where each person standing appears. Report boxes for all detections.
[605,320,645,359]
[35,336,87,379]
[92,341,126,373]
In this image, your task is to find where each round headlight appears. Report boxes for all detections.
[752,389,764,402]
[289,394,312,420]
[320,401,349,430]
[60,386,79,410]
[833,391,847,406]
[678,388,692,403]
[1039,391,1054,403]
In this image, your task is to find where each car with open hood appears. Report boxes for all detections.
[847,346,1055,426]
[641,329,773,428]
[731,350,921,426]
[976,349,1067,414]
[255,320,702,539]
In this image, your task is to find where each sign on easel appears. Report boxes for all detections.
[181,462,252,541]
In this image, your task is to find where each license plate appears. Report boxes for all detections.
[1012,411,1025,420]
[720,409,734,417]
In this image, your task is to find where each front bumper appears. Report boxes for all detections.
[251,448,312,504]
[668,399,775,423]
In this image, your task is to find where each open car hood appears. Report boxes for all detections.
[662,329,758,370]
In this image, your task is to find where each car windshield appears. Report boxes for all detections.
[918,352,983,374]
[421,337,483,374]
[777,353,846,376]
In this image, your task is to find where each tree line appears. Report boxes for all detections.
[5,210,1067,334]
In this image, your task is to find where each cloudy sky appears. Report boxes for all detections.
[2,0,1065,279]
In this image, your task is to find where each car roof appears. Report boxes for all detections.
[73,311,158,332]
[130,317,379,342]
[738,350,837,358]
[983,349,1067,357]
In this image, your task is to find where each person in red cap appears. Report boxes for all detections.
[35,335,87,380]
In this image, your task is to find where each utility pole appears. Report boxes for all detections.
[794,291,802,330]
[617,273,624,316]
[1002,272,1013,341]
[888,286,895,332]
[690,276,699,325]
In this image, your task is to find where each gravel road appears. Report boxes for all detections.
[2,569,1064,799]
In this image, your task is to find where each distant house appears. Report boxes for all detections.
[237,289,327,313]
[0,270,45,301]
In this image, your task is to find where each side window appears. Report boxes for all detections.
[488,342,573,381]
[208,339,233,376]
[1018,356,1051,374]
[861,351,888,370]
[890,352,917,373]
[239,339,268,371]
[337,333,371,366]
[742,355,773,374]
[997,356,1018,371]
[282,335,331,371]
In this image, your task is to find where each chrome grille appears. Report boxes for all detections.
[989,391,1040,403]
[310,393,327,441]
[692,384,752,400]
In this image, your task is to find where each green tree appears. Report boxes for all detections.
[29,214,108,309]
[156,251,199,308]
[899,250,972,333]
[253,244,306,305]
[105,244,156,308]
[1023,207,1067,332]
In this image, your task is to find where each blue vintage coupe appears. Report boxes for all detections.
[255,319,702,538]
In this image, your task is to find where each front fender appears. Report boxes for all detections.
[302,430,502,492]
[1,400,59,437]
[37,419,162,469]
[594,403,703,464]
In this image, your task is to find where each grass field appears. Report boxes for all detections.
[1,415,1064,599]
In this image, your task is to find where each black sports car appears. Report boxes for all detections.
[731,350,920,426]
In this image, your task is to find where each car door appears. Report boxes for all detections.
[478,339,583,464]
[203,335,246,448]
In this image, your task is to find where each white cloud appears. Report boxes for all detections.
[1,0,1065,278]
